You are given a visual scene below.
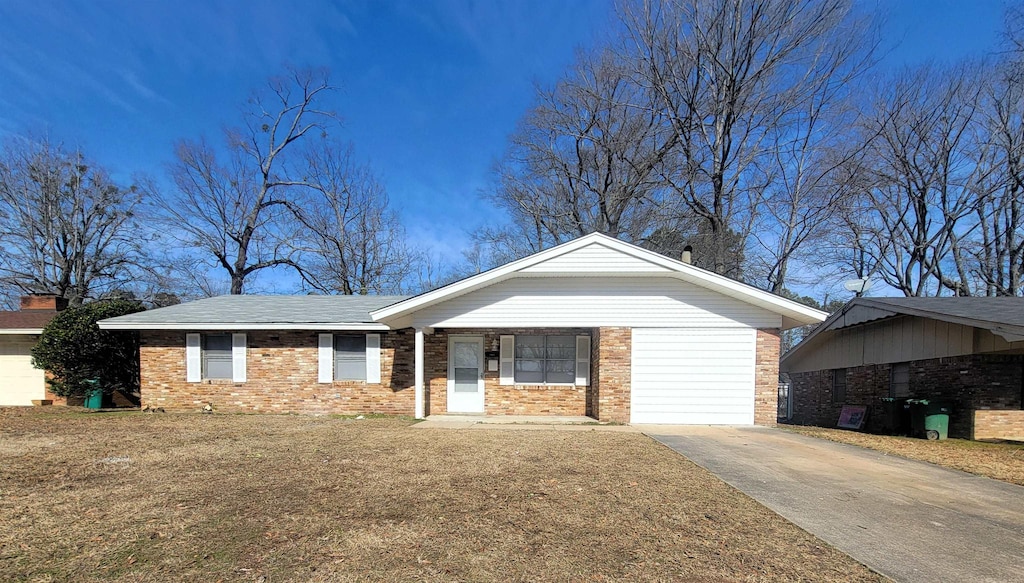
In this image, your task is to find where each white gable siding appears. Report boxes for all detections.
[519,242,672,274]
[410,277,782,329]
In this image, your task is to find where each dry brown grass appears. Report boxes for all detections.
[784,425,1024,486]
[1,408,882,582]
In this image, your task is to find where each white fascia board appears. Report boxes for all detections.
[0,328,43,335]
[370,235,603,321]
[371,232,829,326]
[97,322,391,331]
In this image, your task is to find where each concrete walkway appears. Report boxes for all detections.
[414,415,639,431]
[646,426,1024,583]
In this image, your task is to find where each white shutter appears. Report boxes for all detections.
[499,335,515,386]
[575,335,591,386]
[186,333,201,383]
[232,333,247,383]
[365,333,381,384]
[318,333,334,383]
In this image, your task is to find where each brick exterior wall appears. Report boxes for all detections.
[788,354,1024,439]
[591,327,631,423]
[139,330,414,414]
[973,410,1024,441]
[423,328,592,416]
[140,323,778,426]
[754,329,781,426]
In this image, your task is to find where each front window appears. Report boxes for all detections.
[202,333,232,380]
[334,335,366,381]
[515,335,575,384]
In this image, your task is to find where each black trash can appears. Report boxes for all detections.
[878,397,910,435]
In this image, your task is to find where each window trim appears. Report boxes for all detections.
[513,334,576,385]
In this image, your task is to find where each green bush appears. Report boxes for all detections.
[31,299,144,398]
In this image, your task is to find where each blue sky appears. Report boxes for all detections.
[0,0,1011,265]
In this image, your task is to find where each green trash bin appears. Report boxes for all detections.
[907,399,950,440]
[83,379,103,410]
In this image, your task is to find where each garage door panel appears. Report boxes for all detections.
[633,411,753,424]
[631,328,755,425]
[0,338,46,406]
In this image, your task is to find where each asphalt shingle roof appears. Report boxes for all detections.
[860,297,1024,332]
[0,310,59,330]
[100,295,410,326]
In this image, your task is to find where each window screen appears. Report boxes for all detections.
[334,335,366,381]
[832,368,847,403]
[514,335,575,384]
[202,333,233,380]
[890,363,910,398]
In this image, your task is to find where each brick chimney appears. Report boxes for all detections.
[20,294,68,312]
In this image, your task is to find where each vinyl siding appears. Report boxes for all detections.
[410,276,783,329]
[519,242,672,274]
[0,335,46,406]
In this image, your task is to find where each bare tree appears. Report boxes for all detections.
[293,143,416,295]
[971,8,1024,296]
[849,65,989,296]
[155,69,336,295]
[0,138,147,306]
[485,47,677,253]
[620,0,871,276]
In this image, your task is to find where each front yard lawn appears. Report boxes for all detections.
[784,425,1024,486]
[1,409,882,582]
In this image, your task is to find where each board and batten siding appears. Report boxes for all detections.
[784,314,1024,373]
[409,276,782,329]
[518,242,672,273]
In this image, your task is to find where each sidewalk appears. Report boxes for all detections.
[413,414,639,431]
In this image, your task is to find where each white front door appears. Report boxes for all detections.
[447,336,484,413]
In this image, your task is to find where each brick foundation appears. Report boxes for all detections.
[140,330,414,414]
[788,354,1024,439]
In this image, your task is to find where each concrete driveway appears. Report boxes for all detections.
[645,426,1024,583]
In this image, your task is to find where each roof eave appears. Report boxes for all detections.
[98,322,391,331]
[0,328,43,335]
[371,233,829,326]
[859,298,1024,340]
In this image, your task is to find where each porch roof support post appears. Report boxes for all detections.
[414,327,425,419]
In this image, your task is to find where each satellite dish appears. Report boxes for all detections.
[843,278,873,293]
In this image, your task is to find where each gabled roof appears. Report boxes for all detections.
[370,232,827,329]
[782,296,1024,365]
[0,310,58,334]
[98,295,409,331]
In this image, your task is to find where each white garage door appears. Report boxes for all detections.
[631,328,756,425]
[0,337,46,406]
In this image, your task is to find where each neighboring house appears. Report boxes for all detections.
[0,294,67,406]
[98,233,826,424]
[781,297,1024,440]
